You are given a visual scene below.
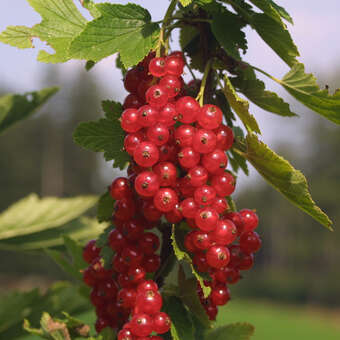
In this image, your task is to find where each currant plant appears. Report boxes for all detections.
[0,0,339,339]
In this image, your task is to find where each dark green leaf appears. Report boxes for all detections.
[70,3,160,68]
[251,13,299,67]
[269,0,293,24]
[97,192,114,223]
[0,87,58,134]
[163,296,195,340]
[101,100,123,121]
[85,60,96,71]
[278,63,340,124]
[206,322,255,340]
[62,235,87,272]
[229,149,249,175]
[96,225,115,248]
[231,68,297,117]
[211,9,247,60]
[237,133,333,230]
[223,76,261,134]
[73,118,129,170]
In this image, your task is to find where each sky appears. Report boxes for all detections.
[1,0,340,190]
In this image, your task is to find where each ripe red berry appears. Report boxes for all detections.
[149,57,166,77]
[202,149,228,174]
[238,252,254,270]
[139,232,160,255]
[137,280,158,294]
[224,211,244,235]
[174,124,195,147]
[143,254,161,272]
[210,285,230,306]
[153,312,171,334]
[194,185,216,206]
[108,229,127,252]
[239,209,259,232]
[180,198,197,219]
[124,68,142,93]
[158,102,178,126]
[153,162,177,187]
[145,84,169,107]
[192,230,212,250]
[130,314,153,337]
[128,265,146,285]
[206,246,230,269]
[205,303,218,321]
[121,108,141,133]
[214,124,234,150]
[137,77,153,101]
[137,105,158,127]
[178,147,200,168]
[184,232,197,253]
[114,198,136,221]
[135,171,160,197]
[121,245,144,267]
[214,266,241,285]
[165,55,185,76]
[124,132,145,156]
[192,129,217,154]
[153,188,178,212]
[165,203,183,223]
[95,317,109,333]
[83,267,96,286]
[118,328,134,340]
[197,104,223,130]
[175,96,200,123]
[211,197,229,214]
[135,289,163,315]
[143,200,163,221]
[117,288,137,309]
[239,231,262,253]
[159,143,177,163]
[133,141,160,167]
[195,207,219,232]
[147,123,170,146]
[188,165,208,187]
[121,219,145,241]
[83,240,101,264]
[124,93,144,109]
[210,219,237,245]
[160,74,182,98]
[211,172,236,197]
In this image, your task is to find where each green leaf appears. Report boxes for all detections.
[277,63,340,124]
[73,118,130,170]
[85,60,96,71]
[179,0,193,6]
[231,68,297,117]
[101,100,123,121]
[171,225,211,298]
[223,76,261,134]
[206,322,255,340]
[0,87,59,134]
[229,149,249,175]
[251,13,299,67]
[268,0,293,24]
[238,133,333,230]
[97,192,114,223]
[80,0,102,19]
[0,194,98,240]
[70,3,160,68]
[0,217,107,251]
[211,9,247,60]
[0,0,87,63]
[63,235,88,271]
[0,26,33,48]
[163,296,195,340]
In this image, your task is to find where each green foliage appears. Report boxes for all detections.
[236,133,333,230]
[73,118,129,170]
[0,0,87,63]
[231,68,297,117]
[171,225,211,298]
[223,76,261,134]
[97,192,114,223]
[179,0,193,7]
[206,322,255,340]
[101,100,123,121]
[70,3,160,68]
[0,194,98,240]
[0,87,58,134]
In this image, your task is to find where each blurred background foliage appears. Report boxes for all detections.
[0,63,339,339]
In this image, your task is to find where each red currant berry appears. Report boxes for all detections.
[121,219,145,241]
[90,288,106,307]
[128,265,146,285]
[192,230,212,250]
[133,141,159,167]
[194,185,216,206]
[114,198,136,221]
[239,231,262,253]
[165,55,185,76]
[211,172,236,197]
[195,207,219,232]
[121,108,141,133]
[224,211,244,235]
[137,280,158,294]
[110,177,132,200]
[205,303,218,321]
[153,312,171,334]
[193,251,210,272]
[170,50,184,58]
[147,123,170,146]
[135,171,160,197]
[124,68,142,93]
[159,143,177,163]
[180,198,197,218]
[137,77,153,101]
[192,129,217,154]
[98,278,119,298]
[137,105,158,127]
[188,166,208,187]
[113,253,129,273]
[214,124,234,150]
[197,104,223,130]
[121,245,144,267]
[118,328,134,340]
[239,209,259,232]
[124,131,145,156]
[174,124,195,147]
[210,219,237,245]
[178,147,200,168]
[135,290,163,315]
[153,188,178,212]
[211,197,229,214]
[130,314,153,337]
[143,200,163,221]
[175,96,200,123]
[139,232,160,255]
[202,149,228,174]
[160,74,182,98]
[158,102,178,126]
[83,267,96,286]
[149,57,166,77]
[143,254,161,272]
[210,285,230,306]
[153,162,177,187]
[184,232,197,253]
[123,93,144,109]
[95,317,109,333]
[145,85,169,107]
[238,252,254,270]
[165,203,183,223]
[83,240,101,264]
[206,246,230,269]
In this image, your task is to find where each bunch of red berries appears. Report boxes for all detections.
[83,51,262,335]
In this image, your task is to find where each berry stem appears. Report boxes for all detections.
[196,58,213,106]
